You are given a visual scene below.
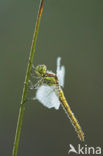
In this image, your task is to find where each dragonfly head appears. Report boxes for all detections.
[35,65,47,77]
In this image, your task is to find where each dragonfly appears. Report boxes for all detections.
[30,57,84,141]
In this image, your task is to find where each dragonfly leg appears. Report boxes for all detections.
[29,79,44,90]
[29,59,36,72]
[31,73,40,79]
[28,80,39,90]
[31,63,36,71]
[34,78,44,89]
[28,80,34,90]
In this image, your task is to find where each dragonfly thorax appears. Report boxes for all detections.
[43,72,58,86]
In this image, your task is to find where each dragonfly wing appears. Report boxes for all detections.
[56,57,65,87]
[36,85,61,110]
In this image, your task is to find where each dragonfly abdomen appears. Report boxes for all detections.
[59,89,84,142]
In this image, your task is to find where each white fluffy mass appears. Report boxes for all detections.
[36,85,60,109]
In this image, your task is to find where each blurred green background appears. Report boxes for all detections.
[0,0,103,155]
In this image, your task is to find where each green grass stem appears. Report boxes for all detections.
[12,0,45,155]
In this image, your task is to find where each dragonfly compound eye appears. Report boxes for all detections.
[36,65,47,76]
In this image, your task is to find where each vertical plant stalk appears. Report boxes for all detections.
[12,0,45,156]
